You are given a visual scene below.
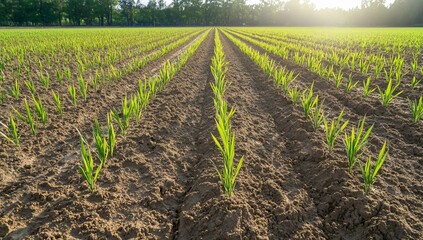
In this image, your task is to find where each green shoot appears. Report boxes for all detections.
[300,82,318,118]
[107,112,116,157]
[346,74,358,93]
[411,76,421,89]
[77,129,105,192]
[309,100,325,131]
[52,90,62,116]
[78,75,88,102]
[112,96,133,135]
[93,119,109,163]
[24,80,36,96]
[360,141,388,195]
[211,98,244,198]
[32,95,47,125]
[68,85,77,107]
[0,115,19,146]
[24,99,37,135]
[344,117,374,173]
[363,76,376,97]
[323,110,349,151]
[409,96,423,122]
[377,78,403,107]
[288,85,300,105]
[10,79,20,100]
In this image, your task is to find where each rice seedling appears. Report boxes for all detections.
[78,75,89,102]
[211,97,244,198]
[55,69,64,83]
[68,85,77,107]
[0,115,19,146]
[0,88,4,103]
[344,117,374,173]
[363,76,376,97]
[288,86,300,105]
[137,79,150,111]
[107,112,116,157]
[112,96,133,135]
[66,68,72,81]
[360,141,388,194]
[411,76,421,89]
[309,100,325,131]
[24,80,36,96]
[333,70,343,88]
[39,73,50,90]
[93,119,109,163]
[345,74,358,93]
[131,95,143,122]
[300,82,318,118]
[323,110,349,151]
[32,95,47,125]
[52,90,62,116]
[16,99,37,135]
[77,129,105,192]
[409,96,423,122]
[10,79,20,100]
[377,78,403,107]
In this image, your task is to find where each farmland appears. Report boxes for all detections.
[0,27,422,239]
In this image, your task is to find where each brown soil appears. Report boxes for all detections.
[0,29,422,240]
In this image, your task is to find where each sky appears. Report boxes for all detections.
[246,0,396,9]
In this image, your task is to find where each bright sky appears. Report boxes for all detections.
[245,0,396,9]
[308,0,395,10]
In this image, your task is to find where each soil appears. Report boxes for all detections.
[0,29,422,240]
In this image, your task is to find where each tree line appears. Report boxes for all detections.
[0,0,422,27]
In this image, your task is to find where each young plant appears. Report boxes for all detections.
[52,90,62,115]
[32,95,47,125]
[363,76,376,97]
[411,76,421,89]
[77,129,105,192]
[93,119,109,163]
[309,101,325,131]
[211,98,244,198]
[344,117,374,173]
[68,85,77,107]
[55,69,64,83]
[78,75,88,102]
[40,73,50,90]
[112,96,133,135]
[377,78,403,107]
[24,80,36,96]
[409,96,423,122]
[10,79,20,100]
[0,115,19,146]
[288,86,300,105]
[25,100,36,135]
[107,112,116,157]
[323,110,349,151]
[345,74,358,93]
[333,70,343,88]
[360,141,388,195]
[300,82,318,118]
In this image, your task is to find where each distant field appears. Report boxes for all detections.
[0,27,422,239]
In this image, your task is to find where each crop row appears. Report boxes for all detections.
[210,29,244,197]
[222,29,388,194]
[0,30,206,148]
[225,28,422,123]
[76,30,210,192]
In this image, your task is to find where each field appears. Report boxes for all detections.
[0,27,422,239]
